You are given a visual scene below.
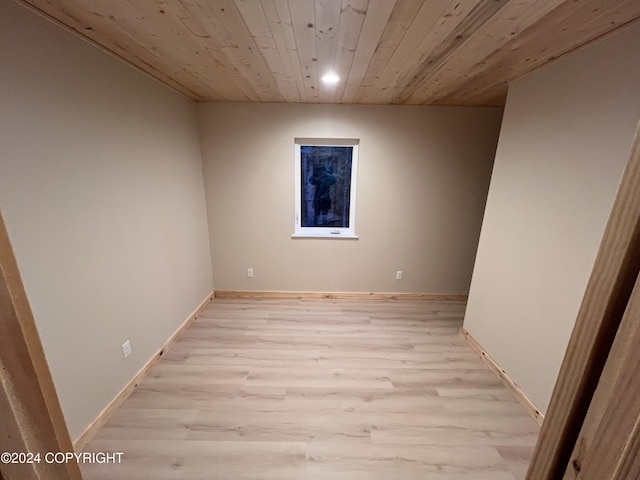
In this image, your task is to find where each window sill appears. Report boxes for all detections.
[291,233,359,240]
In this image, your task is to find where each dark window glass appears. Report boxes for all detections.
[300,146,353,228]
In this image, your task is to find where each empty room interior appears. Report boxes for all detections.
[1,0,640,479]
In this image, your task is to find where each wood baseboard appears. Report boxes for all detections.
[214,290,468,302]
[73,290,214,451]
[460,327,544,426]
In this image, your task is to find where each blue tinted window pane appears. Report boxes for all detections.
[301,146,352,228]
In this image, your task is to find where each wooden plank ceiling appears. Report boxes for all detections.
[21,0,640,106]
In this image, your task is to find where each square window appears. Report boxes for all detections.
[293,138,359,238]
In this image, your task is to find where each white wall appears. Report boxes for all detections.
[0,1,213,439]
[199,103,502,294]
[463,22,640,413]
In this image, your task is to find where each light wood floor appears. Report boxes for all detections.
[81,298,539,479]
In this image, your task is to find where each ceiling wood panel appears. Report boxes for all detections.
[399,0,569,105]
[341,0,395,103]
[353,0,424,103]
[19,0,640,106]
[332,0,369,102]
[357,0,451,104]
[262,0,306,102]
[429,0,640,106]
[289,0,320,102]
[314,0,342,102]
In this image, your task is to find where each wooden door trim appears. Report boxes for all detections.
[563,272,640,478]
[526,122,640,478]
[0,211,82,479]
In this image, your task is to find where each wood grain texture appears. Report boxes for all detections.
[526,122,640,478]
[73,291,214,451]
[80,297,539,479]
[563,274,640,479]
[433,0,640,106]
[461,328,544,426]
[0,212,82,480]
[17,0,640,106]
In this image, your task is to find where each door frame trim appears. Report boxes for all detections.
[0,211,82,479]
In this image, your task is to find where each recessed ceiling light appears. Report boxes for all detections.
[321,73,340,84]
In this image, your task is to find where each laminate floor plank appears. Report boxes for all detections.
[81,439,306,480]
[187,410,372,442]
[80,298,539,479]
[369,412,539,446]
[264,313,373,325]
[283,387,530,417]
[176,349,487,370]
[388,368,504,388]
[144,364,250,386]
[183,348,324,367]
[124,385,287,412]
[305,443,515,480]
[496,445,536,479]
[95,408,200,440]
[245,366,394,389]
[174,335,420,352]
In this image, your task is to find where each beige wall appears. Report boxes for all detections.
[0,1,213,439]
[463,22,640,413]
[199,103,502,294]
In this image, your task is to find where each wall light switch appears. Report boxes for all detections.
[396,270,403,280]
[122,340,132,358]
[247,268,254,278]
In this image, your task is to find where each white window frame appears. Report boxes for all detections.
[293,138,359,239]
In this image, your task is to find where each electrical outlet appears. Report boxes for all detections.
[396,270,403,280]
[247,268,254,278]
[122,340,132,358]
